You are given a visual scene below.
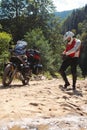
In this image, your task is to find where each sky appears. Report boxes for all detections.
[52,0,87,12]
[0,0,86,12]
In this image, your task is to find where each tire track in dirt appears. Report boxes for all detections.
[0,78,87,129]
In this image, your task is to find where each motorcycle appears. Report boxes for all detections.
[2,40,31,86]
[2,41,43,87]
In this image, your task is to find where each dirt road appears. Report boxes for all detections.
[0,77,87,130]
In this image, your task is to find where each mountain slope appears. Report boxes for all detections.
[54,10,73,19]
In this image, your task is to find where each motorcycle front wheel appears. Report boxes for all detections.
[22,77,29,85]
[2,64,16,86]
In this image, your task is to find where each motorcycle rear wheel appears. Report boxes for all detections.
[2,64,15,86]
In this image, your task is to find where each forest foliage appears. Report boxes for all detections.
[0,0,87,76]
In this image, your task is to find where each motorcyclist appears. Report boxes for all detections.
[59,31,81,91]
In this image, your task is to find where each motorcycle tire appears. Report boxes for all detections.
[22,77,29,85]
[2,64,15,86]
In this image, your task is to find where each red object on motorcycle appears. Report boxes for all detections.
[26,49,40,62]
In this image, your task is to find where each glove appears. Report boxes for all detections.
[61,54,68,60]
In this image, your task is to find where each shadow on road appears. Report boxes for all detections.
[59,84,83,97]
[0,83,29,89]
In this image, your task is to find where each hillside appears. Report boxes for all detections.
[54,10,73,19]
[62,4,87,33]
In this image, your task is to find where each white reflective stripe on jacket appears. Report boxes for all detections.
[66,39,81,57]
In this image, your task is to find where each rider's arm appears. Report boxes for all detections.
[66,39,81,55]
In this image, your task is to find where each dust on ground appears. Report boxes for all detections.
[0,77,87,130]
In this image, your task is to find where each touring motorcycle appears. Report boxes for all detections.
[2,41,42,87]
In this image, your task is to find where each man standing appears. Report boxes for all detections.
[59,31,81,91]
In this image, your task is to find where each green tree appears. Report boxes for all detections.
[24,28,54,72]
[81,32,87,43]
[0,24,2,31]
[78,19,87,43]
[0,0,29,41]
[0,32,12,58]
[0,32,12,74]
[62,5,87,34]
[45,16,63,71]
[0,0,55,42]
[0,0,28,19]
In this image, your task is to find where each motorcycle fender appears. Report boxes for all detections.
[4,62,16,69]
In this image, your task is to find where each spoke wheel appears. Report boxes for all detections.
[2,64,15,86]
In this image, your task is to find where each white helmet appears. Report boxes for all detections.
[64,31,74,41]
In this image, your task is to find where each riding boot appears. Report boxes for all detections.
[72,73,77,90]
[60,70,70,88]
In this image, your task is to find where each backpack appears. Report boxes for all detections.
[14,40,27,55]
